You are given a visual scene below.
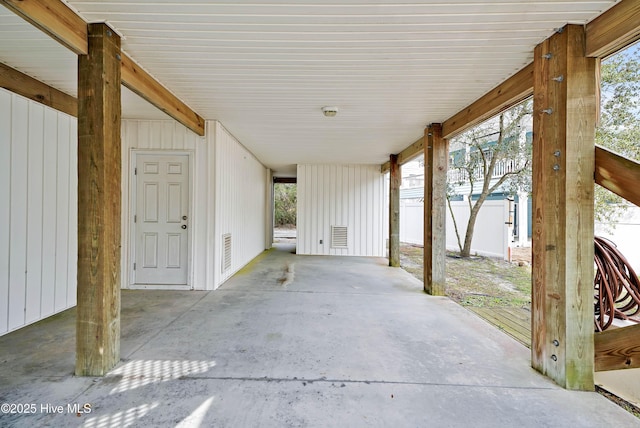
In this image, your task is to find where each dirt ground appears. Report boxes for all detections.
[511,246,532,266]
[400,243,532,309]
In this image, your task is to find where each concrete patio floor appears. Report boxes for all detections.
[1,244,638,427]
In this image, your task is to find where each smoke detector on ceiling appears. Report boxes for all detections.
[322,106,338,117]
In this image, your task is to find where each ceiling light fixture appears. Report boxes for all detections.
[322,106,338,117]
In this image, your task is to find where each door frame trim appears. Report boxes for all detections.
[127,149,195,290]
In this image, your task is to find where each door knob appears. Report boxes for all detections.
[181,225,187,229]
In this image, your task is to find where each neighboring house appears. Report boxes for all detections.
[398,131,532,257]
[447,131,533,247]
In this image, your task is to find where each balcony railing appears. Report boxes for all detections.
[448,157,521,185]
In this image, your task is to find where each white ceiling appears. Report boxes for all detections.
[0,0,617,175]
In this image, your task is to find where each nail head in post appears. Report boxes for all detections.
[543,53,553,60]
[551,354,558,361]
[553,164,560,171]
[107,29,113,37]
[542,108,553,115]
[554,150,561,157]
[552,75,564,82]
[553,339,560,347]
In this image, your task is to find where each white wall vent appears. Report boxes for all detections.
[222,233,232,272]
[331,226,348,248]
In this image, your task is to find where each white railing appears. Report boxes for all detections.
[448,157,521,185]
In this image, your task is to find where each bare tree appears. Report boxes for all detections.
[447,100,532,257]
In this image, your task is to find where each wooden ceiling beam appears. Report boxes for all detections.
[586,0,640,58]
[398,136,425,165]
[121,54,205,136]
[380,161,390,174]
[380,135,424,173]
[442,63,533,139]
[2,0,205,136]
[1,0,88,55]
[382,62,533,173]
[0,62,77,117]
[273,177,296,184]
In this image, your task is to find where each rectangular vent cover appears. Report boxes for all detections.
[331,226,348,248]
[222,233,232,272]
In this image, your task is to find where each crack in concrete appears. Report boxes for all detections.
[177,375,556,391]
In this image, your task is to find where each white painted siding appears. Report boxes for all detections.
[0,88,77,336]
[122,120,268,290]
[297,164,384,257]
[212,122,267,287]
[121,120,211,289]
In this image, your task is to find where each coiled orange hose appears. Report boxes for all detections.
[594,236,640,332]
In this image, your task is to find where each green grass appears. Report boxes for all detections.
[400,244,532,309]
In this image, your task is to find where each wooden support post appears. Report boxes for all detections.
[76,23,122,376]
[424,124,448,295]
[531,25,596,390]
[389,154,400,267]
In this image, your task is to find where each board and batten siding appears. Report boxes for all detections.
[212,122,267,287]
[121,120,211,289]
[297,164,384,256]
[0,88,77,336]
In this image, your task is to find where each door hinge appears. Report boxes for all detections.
[134,167,137,175]
[134,214,137,223]
[133,263,136,270]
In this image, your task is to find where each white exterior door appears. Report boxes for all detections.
[134,153,190,285]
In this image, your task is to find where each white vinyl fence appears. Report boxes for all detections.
[400,199,511,259]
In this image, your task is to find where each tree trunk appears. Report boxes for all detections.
[447,197,464,252]
[461,194,487,257]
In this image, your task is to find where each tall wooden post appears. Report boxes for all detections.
[389,154,400,267]
[76,23,122,376]
[424,124,448,295]
[531,24,596,390]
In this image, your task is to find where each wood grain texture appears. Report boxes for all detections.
[380,135,423,173]
[76,23,121,376]
[531,25,595,390]
[595,323,640,372]
[121,53,205,136]
[1,0,87,54]
[2,0,205,136]
[562,25,596,391]
[0,62,77,117]
[586,0,640,58]
[470,307,532,348]
[595,145,640,207]
[531,33,551,384]
[384,62,533,172]
[423,124,447,296]
[380,161,390,174]
[398,136,425,165]
[388,155,400,267]
[442,63,533,139]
